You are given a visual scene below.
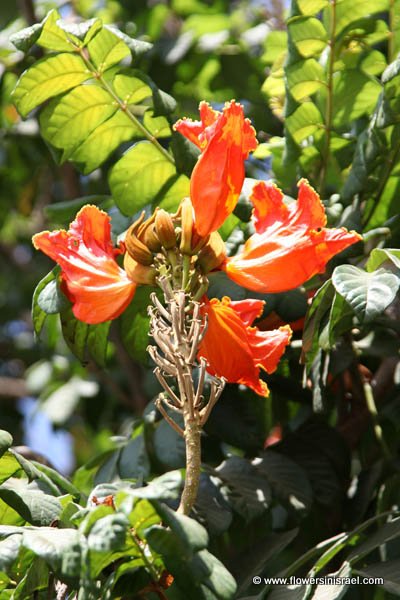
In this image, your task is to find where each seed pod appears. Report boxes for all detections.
[155,210,176,249]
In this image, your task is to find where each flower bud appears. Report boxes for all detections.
[125,230,154,266]
[155,210,176,249]
[179,197,194,254]
[124,254,156,285]
[142,223,161,253]
[197,231,226,273]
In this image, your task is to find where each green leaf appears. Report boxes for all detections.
[73,111,142,174]
[0,432,13,459]
[57,17,102,44]
[214,456,271,520]
[348,517,400,562]
[302,280,335,368]
[254,450,313,513]
[285,102,323,144]
[22,527,82,577]
[40,84,117,162]
[11,556,49,600]
[0,483,62,526]
[125,471,183,502]
[312,561,351,600]
[88,513,129,552]
[319,291,354,350]
[32,270,58,337]
[0,452,22,485]
[143,110,171,138]
[120,286,153,364]
[193,474,232,536]
[37,10,81,52]
[12,53,91,118]
[236,529,299,597]
[152,502,209,553]
[286,58,325,101]
[109,141,176,215]
[153,417,186,469]
[38,277,69,315]
[194,549,237,600]
[60,307,110,366]
[10,22,43,52]
[332,265,400,323]
[334,0,389,37]
[45,195,111,222]
[105,26,152,59]
[0,534,22,571]
[332,71,382,126]
[30,462,80,499]
[171,130,200,176]
[113,72,152,104]
[366,248,400,272]
[297,0,328,15]
[156,174,190,212]
[288,16,327,58]
[356,560,400,594]
[86,27,130,73]
[118,428,151,479]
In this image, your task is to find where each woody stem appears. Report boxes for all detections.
[178,412,201,515]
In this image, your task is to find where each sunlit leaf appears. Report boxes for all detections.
[12,54,91,118]
[109,141,176,215]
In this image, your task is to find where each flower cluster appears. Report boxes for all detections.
[33,101,361,397]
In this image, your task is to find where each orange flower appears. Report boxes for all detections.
[198,296,292,397]
[33,205,136,324]
[224,179,362,293]
[174,101,257,237]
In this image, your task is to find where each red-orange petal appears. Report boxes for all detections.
[33,205,136,324]
[198,297,291,397]
[175,100,258,237]
[224,180,362,293]
[173,101,220,149]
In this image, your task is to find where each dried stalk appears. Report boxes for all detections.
[148,278,225,515]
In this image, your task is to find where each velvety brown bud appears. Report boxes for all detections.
[142,223,161,252]
[124,254,156,285]
[125,231,154,266]
[197,231,227,273]
[155,210,176,249]
[179,197,194,254]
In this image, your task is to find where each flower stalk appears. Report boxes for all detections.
[148,277,225,515]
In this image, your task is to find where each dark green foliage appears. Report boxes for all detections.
[1,0,400,598]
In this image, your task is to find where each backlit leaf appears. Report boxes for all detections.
[12,54,91,118]
[109,141,176,215]
[86,27,130,73]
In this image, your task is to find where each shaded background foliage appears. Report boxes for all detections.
[1,0,400,599]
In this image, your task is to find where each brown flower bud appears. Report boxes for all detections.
[124,254,156,285]
[197,231,226,273]
[155,209,176,249]
[125,231,154,266]
[179,197,194,254]
[142,223,162,252]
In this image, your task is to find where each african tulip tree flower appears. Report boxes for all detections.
[174,100,258,237]
[33,205,136,324]
[224,179,362,293]
[198,296,292,397]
